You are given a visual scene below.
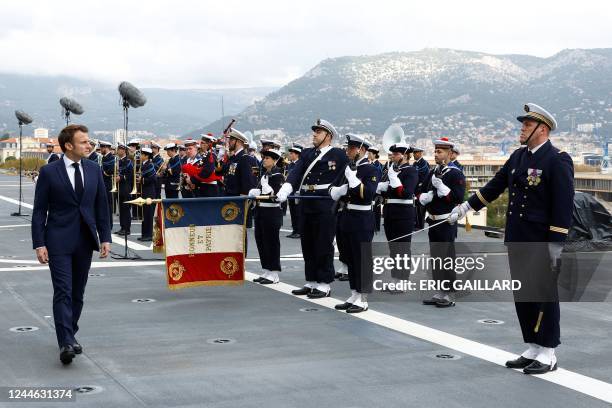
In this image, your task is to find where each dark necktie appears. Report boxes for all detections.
[72,162,84,201]
[314,149,321,158]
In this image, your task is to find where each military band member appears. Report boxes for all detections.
[418,137,465,308]
[450,103,573,374]
[368,146,384,233]
[377,142,419,290]
[151,141,164,199]
[114,143,133,236]
[87,139,100,163]
[163,143,181,199]
[222,129,258,196]
[286,143,303,239]
[330,134,378,313]
[249,148,285,285]
[45,143,60,164]
[276,119,349,299]
[196,133,221,197]
[448,146,464,172]
[100,141,115,229]
[412,146,429,229]
[137,148,157,242]
[180,139,201,198]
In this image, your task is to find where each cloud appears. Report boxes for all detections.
[0,0,610,88]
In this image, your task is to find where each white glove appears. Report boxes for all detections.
[419,191,434,205]
[448,202,471,224]
[549,242,563,269]
[432,175,451,197]
[276,183,292,203]
[388,166,401,188]
[248,188,261,198]
[330,184,349,201]
[260,175,273,194]
[217,147,226,161]
[345,166,360,188]
[376,181,389,194]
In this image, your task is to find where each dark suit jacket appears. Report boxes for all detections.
[32,157,112,255]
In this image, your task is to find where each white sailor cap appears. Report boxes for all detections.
[517,103,557,131]
[200,133,216,142]
[451,146,460,154]
[260,138,275,146]
[311,119,339,139]
[412,146,424,153]
[367,146,380,154]
[117,143,127,150]
[127,139,141,146]
[178,144,186,150]
[288,144,302,154]
[345,133,372,149]
[261,148,282,160]
[150,141,161,149]
[183,139,199,147]
[389,142,412,154]
[88,139,98,146]
[45,142,55,147]
[164,143,177,150]
[433,137,454,148]
[141,147,153,155]
[227,128,248,143]
[99,140,112,147]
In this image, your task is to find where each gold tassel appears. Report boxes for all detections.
[534,311,544,333]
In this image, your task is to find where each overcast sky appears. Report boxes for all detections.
[1,0,610,89]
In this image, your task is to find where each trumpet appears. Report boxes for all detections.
[156,158,169,175]
[110,156,118,193]
[130,150,141,195]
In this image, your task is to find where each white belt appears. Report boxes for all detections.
[258,202,280,208]
[301,183,331,192]
[347,203,372,211]
[385,198,414,205]
[202,181,217,185]
[428,213,450,220]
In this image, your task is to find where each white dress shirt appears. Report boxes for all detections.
[63,154,85,191]
[529,140,547,155]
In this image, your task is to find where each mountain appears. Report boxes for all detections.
[201,48,612,144]
[0,74,275,137]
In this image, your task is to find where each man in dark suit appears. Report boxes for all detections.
[45,143,60,164]
[32,124,111,366]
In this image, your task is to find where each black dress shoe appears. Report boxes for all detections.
[113,229,126,235]
[59,345,75,365]
[286,232,301,239]
[505,356,535,369]
[338,274,349,282]
[422,296,441,305]
[307,289,330,299]
[253,276,264,283]
[523,360,557,375]
[137,236,152,242]
[335,302,353,310]
[291,287,312,296]
[334,272,342,279]
[259,278,278,285]
[73,342,82,355]
[346,304,368,313]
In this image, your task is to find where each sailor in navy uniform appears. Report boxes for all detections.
[163,143,181,199]
[222,129,258,197]
[249,148,285,285]
[451,103,573,374]
[87,140,100,163]
[100,141,116,229]
[412,146,429,229]
[196,133,220,197]
[137,148,157,242]
[377,143,419,290]
[418,137,465,308]
[114,143,133,236]
[368,146,384,233]
[45,143,60,164]
[448,146,464,172]
[330,134,378,313]
[276,119,350,298]
[151,141,164,199]
[181,139,201,198]
[286,143,303,239]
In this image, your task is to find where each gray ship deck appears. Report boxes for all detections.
[0,173,610,407]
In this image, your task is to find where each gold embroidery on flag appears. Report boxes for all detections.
[221,202,240,221]
[168,260,185,281]
[220,256,239,278]
[165,204,185,224]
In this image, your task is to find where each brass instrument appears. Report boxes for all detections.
[156,158,169,175]
[130,149,142,195]
[110,155,118,193]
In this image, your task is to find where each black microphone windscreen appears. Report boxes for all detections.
[59,97,84,115]
[15,110,33,125]
[118,81,147,108]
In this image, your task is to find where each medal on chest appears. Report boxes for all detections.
[526,168,542,186]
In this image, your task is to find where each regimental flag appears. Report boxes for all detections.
[152,202,164,253]
[160,198,247,290]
